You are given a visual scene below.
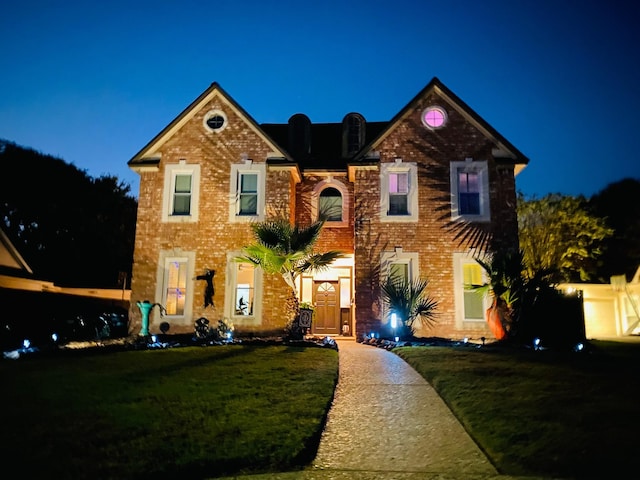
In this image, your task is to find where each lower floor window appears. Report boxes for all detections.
[235,263,255,316]
[165,259,188,315]
[462,262,484,320]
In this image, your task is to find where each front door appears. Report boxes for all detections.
[312,280,340,335]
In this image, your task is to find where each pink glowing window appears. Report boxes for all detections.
[422,106,447,129]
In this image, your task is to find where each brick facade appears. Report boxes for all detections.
[128,78,528,340]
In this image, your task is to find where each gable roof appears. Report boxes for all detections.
[0,228,33,276]
[354,77,529,172]
[127,83,291,171]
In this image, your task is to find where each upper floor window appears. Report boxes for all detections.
[229,162,265,222]
[312,179,349,227]
[172,174,192,215]
[388,172,409,215]
[450,159,490,222]
[238,172,258,215]
[319,187,342,221]
[380,161,418,222]
[162,162,200,223]
[203,109,228,133]
[342,113,365,157]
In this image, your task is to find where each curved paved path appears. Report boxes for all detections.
[221,338,559,479]
[310,338,497,477]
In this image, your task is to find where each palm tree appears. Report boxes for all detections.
[380,276,439,339]
[236,218,344,337]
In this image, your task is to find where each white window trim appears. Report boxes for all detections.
[225,252,263,326]
[380,160,418,223]
[162,162,201,223]
[229,162,266,223]
[453,252,491,328]
[203,109,228,133]
[154,250,196,326]
[450,159,490,222]
[312,178,349,227]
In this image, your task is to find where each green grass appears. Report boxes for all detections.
[394,340,640,479]
[0,345,338,479]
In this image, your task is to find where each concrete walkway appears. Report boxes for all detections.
[220,338,559,480]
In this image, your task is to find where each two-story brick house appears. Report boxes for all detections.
[127,77,528,340]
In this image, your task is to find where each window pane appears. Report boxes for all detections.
[235,263,255,316]
[464,291,484,319]
[166,260,187,315]
[389,172,408,193]
[173,195,191,215]
[241,173,257,193]
[388,195,408,215]
[390,263,408,283]
[175,174,192,193]
[319,187,342,221]
[459,193,480,215]
[239,194,257,214]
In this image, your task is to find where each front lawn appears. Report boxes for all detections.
[0,345,338,479]
[395,339,640,479]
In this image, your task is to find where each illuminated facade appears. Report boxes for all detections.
[128,77,528,339]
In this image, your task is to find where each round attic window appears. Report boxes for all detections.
[203,110,228,132]
[422,106,447,129]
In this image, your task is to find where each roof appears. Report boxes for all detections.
[0,228,33,276]
[260,121,388,171]
[128,77,529,174]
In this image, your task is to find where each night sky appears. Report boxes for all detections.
[1,0,638,199]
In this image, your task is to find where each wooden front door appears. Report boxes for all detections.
[312,281,340,335]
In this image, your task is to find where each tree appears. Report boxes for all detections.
[517,193,613,283]
[0,139,137,287]
[379,276,438,339]
[236,218,344,337]
[589,178,640,282]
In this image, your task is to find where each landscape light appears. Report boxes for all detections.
[533,337,541,350]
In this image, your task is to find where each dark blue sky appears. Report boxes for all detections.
[1,0,638,199]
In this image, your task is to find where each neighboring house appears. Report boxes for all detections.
[561,268,640,339]
[127,77,529,340]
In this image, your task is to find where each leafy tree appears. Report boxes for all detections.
[0,139,137,287]
[236,218,344,336]
[517,193,613,283]
[380,276,438,339]
[589,178,640,282]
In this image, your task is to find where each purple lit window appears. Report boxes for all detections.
[458,171,480,215]
[422,107,447,129]
[388,172,409,215]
